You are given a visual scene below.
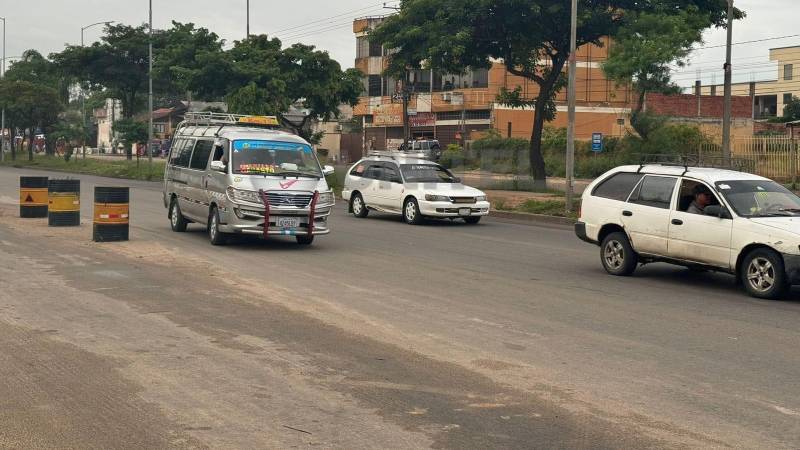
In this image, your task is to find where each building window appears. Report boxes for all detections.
[368,75,382,97]
[356,37,370,59]
[435,110,491,121]
[153,123,166,133]
[616,118,625,126]
[785,64,794,81]
[369,40,383,57]
[784,93,793,105]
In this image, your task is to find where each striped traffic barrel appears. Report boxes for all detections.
[19,176,48,218]
[48,179,81,227]
[93,187,129,242]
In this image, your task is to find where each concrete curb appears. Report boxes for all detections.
[490,210,576,226]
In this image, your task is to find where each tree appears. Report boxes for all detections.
[0,80,62,161]
[113,119,148,159]
[370,0,737,189]
[223,36,362,143]
[5,49,71,104]
[48,110,87,159]
[783,96,800,121]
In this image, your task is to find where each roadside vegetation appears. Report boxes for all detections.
[0,155,166,181]
[493,196,580,220]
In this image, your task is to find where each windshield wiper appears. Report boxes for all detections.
[275,171,320,179]
[778,208,800,213]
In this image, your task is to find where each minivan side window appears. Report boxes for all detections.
[168,139,184,166]
[174,139,195,168]
[592,172,644,201]
[629,176,677,209]
[383,164,401,182]
[189,140,214,170]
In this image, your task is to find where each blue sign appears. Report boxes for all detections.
[591,132,603,153]
[233,140,312,153]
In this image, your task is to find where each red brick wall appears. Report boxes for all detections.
[754,121,788,135]
[645,93,752,119]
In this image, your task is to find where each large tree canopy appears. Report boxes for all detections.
[370,0,739,187]
[0,80,63,160]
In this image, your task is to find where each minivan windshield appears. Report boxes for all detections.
[400,164,457,183]
[232,140,321,177]
[716,180,800,217]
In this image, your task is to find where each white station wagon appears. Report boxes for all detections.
[342,153,490,224]
[575,163,800,299]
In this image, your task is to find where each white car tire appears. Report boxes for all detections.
[403,198,423,225]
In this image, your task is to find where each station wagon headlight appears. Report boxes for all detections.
[425,194,451,202]
[476,195,487,202]
[226,187,262,204]
[318,191,335,205]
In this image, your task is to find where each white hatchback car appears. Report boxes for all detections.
[342,154,490,224]
[576,164,800,299]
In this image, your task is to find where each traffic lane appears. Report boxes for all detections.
[0,213,661,449]
[4,167,800,446]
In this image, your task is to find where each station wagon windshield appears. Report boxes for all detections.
[400,164,457,183]
[232,140,321,177]
[716,180,800,217]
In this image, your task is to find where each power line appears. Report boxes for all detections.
[272,2,393,35]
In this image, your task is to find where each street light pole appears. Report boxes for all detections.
[722,0,734,165]
[148,0,153,165]
[246,0,250,38]
[1,17,6,162]
[565,0,577,215]
[81,20,114,160]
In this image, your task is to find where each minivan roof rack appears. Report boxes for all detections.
[181,112,281,128]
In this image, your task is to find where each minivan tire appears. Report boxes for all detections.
[208,207,228,246]
[740,248,789,300]
[351,193,368,218]
[296,235,314,245]
[169,198,188,232]
[464,216,481,225]
[600,232,638,276]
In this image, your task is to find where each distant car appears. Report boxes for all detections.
[342,153,489,225]
[576,163,800,299]
[398,139,442,161]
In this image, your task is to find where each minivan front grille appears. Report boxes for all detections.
[265,193,313,208]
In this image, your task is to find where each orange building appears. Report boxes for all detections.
[352,16,634,152]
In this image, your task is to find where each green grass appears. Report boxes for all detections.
[0,155,166,181]
[497,198,580,219]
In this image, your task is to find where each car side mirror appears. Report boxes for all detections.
[210,160,226,172]
[323,165,335,177]
[453,177,462,183]
[705,205,732,219]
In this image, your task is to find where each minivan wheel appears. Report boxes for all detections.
[169,198,188,232]
[464,216,481,225]
[600,232,638,276]
[351,193,368,218]
[403,197,423,225]
[741,248,788,299]
[208,207,227,246]
[296,235,314,245]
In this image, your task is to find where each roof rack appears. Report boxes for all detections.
[181,112,280,127]
[368,150,429,160]
[636,153,755,175]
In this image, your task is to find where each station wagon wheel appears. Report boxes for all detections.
[741,249,788,299]
[600,232,638,276]
[169,198,188,232]
[403,197,423,225]
[351,193,368,218]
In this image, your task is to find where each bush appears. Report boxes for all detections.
[439,144,465,169]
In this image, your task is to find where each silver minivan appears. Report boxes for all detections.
[163,113,335,246]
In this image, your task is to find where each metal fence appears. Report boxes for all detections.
[698,137,800,182]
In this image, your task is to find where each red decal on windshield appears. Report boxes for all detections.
[280,180,299,190]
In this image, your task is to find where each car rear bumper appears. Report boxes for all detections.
[575,221,597,244]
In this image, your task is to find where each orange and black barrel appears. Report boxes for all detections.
[93,187,129,242]
[48,179,81,227]
[19,176,48,218]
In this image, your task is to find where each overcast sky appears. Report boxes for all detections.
[0,0,796,90]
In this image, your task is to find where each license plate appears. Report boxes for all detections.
[276,217,301,228]
[458,208,472,216]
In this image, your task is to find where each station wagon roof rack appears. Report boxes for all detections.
[367,150,428,160]
[635,153,755,175]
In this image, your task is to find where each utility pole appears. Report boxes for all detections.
[565,0,578,215]
[1,16,6,162]
[148,0,153,165]
[246,0,250,38]
[722,0,734,165]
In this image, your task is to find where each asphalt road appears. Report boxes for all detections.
[1,167,799,449]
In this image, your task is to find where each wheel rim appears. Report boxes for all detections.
[405,201,416,221]
[210,213,218,240]
[353,196,363,214]
[747,257,775,293]
[171,203,179,227]
[604,240,625,270]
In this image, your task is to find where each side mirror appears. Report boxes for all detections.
[210,160,226,172]
[705,205,732,219]
[323,165,335,177]
[453,177,462,183]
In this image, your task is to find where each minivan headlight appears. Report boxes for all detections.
[226,187,262,204]
[425,194,451,202]
[318,191,335,205]
[476,195,487,202]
